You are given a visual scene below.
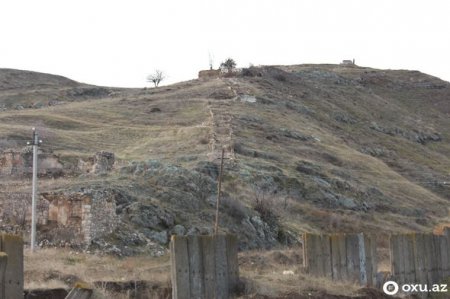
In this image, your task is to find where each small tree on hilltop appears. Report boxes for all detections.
[147,70,165,87]
[220,58,236,73]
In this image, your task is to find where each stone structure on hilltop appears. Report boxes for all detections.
[341,59,355,65]
[198,69,221,79]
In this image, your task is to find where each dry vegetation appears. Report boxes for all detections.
[25,248,171,298]
[2,64,450,297]
[25,247,370,298]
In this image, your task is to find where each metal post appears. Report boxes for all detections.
[214,148,225,235]
[28,128,41,252]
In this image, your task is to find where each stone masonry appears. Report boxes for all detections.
[41,190,119,245]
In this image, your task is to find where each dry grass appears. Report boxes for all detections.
[238,248,362,297]
[3,65,450,297]
[25,247,371,298]
[24,248,170,290]
[2,66,450,236]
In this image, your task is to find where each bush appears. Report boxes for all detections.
[220,58,237,73]
[222,197,248,221]
[253,199,279,229]
[273,73,286,82]
[241,67,262,77]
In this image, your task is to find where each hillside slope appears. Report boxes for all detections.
[0,65,449,254]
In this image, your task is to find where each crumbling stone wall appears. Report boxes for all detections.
[93,151,115,173]
[0,192,30,227]
[0,187,119,246]
[198,69,221,79]
[78,151,115,174]
[81,192,118,244]
[0,150,63,177]
[0,151,24,176]
[37,190,118,245]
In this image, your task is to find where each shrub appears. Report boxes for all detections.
[253,199,279,229]
[222,197,248,221]
[241,67,262,77]
[220,58,237,73]
[273,73,286,82]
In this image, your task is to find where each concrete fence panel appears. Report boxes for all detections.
[226,234,239,291]
[0,234,23,299]
[170,235,190,299]
[0,252,7,299]
[390,231,450,293]
[303,233,377,287]
[171,234,239,299]
[345,234,360,283]
[201,236,216,298]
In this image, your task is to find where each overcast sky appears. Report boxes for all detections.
[1,0,449,87]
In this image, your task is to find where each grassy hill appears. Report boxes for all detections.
[0,64,449,253]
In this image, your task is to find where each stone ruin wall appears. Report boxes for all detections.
[198,68,243,80]
[0,150,117,245]
[0,191,119,246]
[0,150,115,178]
[0,150,63,177]
[198,69,221,79]
[80,192,118,244]
[42,192,119,245]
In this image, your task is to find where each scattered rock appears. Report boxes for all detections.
[67,87,111,98]
[279,128,314,141]
[360,146,392,157]
[149,107,161,113]
[48,99,63,106]
[334,112,357,124]
[238,94,257,103]
[370,122,441,144]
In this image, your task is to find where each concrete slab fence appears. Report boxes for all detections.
[0,233,23,299]
[390,229,450,287]
[303,233,377,287]
[170,234,239,299]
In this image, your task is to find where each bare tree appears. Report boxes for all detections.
[147,70,165,87]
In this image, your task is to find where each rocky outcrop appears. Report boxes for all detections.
[369,122,441,144]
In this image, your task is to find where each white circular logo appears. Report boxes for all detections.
[383,281,399,295]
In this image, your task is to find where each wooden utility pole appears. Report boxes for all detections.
[214,148,225,235]
[27,128,41,252]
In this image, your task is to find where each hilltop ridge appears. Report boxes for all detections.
[0,68,80,90]
[0,64,449,254]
